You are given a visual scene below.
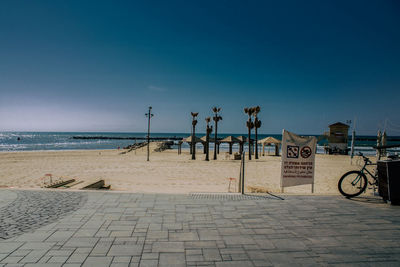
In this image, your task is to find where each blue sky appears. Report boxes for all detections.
[0,0,399,135]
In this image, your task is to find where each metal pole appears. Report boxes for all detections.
[255,122,258,159]
[214,115,218,160]
[146,106,153,162]
[241,152,245,194]
[238,153,242,193]
[205,131,209,161]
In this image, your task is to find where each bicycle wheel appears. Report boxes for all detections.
[338,171,368,198]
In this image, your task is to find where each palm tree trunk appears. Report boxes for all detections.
[248,123,252,160]
[255,126,258,159]
[213,121,218,160]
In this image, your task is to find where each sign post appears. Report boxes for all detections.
[280,130,317,193]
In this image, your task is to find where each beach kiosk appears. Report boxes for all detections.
[327,122,349,155]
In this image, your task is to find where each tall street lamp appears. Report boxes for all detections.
[212,107,222,160]
[145,106,154,161]
[205,117,213,161]
[191,112,198,160]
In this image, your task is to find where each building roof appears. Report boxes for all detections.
[329,122,349,128]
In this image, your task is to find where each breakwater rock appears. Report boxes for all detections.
[73,136,182,141]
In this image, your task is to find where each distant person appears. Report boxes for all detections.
[17,137,21,141]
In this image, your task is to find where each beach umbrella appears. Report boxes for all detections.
[236,136,247,154]
[350,129,355,159]
[377,131,382,158]
[258,137,281,144]
[184,136,203,155]
[221,136,240,155]
[382,131,387,156]
[258,137,281,156]
[183,136,203,143]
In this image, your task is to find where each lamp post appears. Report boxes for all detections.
[191,112,198,160]
[205,117,213,161]
[253,106,261,159]
[244,107,254,160]
[145,106,154,161]
[212,107,222,160]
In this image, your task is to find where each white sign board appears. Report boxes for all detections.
[280,130,317,192]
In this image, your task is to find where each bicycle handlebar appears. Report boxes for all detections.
[358,152,372,164]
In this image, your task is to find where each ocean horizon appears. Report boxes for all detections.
[1,131,399,155]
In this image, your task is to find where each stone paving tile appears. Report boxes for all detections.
[82,256,113,267]
[169,231,199,241]
[0,190,400,266]
[159,252,185,267]
[152,241,184,253]
[216,261,254,267]
[19,250,48,264]
[139,259,158,267]
[19,242,56,251]
[24,264,63,267]
[0,190,85,240]
[108,244,143,256]
[63,237,98,248]
[0,256,23,264]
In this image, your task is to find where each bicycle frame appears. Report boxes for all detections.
[339,152,379,198]
[359,161,377,185]
[349,158,376,187]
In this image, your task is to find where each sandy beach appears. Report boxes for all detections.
[0,143,376,194]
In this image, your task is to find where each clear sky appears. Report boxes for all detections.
[1,0,399,135]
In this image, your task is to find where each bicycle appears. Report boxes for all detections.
[338,152,378,198]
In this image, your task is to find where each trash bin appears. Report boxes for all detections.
[377,160,400,205]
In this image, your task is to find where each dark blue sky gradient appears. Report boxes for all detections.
[1,0,399,134]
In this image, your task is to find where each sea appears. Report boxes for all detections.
[1,132,400,156]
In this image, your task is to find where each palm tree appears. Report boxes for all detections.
[253,106,261,159]
[191,112,198,160]
[244,107,255,160]
[205,117,212,161]
[212,107,222,160]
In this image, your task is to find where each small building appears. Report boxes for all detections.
[327,122,349,154]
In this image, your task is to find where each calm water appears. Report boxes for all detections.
[1,132,399,155]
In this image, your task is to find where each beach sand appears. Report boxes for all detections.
[0,143,376,194]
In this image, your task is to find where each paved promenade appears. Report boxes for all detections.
[0,189,399,267]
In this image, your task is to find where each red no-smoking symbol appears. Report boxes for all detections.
[300,146,312,158]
